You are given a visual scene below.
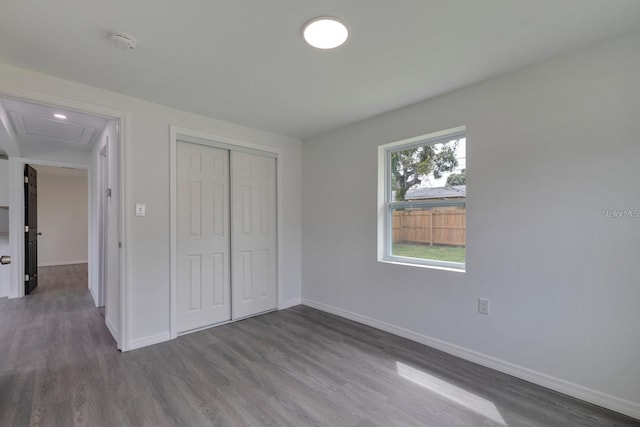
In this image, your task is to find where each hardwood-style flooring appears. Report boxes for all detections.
[0,264,638,426]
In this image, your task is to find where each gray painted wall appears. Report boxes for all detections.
[302,29,640,413]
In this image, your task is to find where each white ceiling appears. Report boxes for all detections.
[0,1,639,140]
[0,98,109,155]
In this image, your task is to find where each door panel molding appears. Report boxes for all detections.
[24,164,38,294]
[231,151,277,319]
[176,142,231,333]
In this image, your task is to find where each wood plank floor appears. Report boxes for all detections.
[0,264,638,426]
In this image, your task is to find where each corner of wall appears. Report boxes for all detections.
[127,331,171,352]
[279,297,302,310]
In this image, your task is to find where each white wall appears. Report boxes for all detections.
[36,171,88,266]
[0,158,8,206]
[90,120,120,344]
[0,60,303,349]
[21,144,91,165]
[0,239,8,298]
[302,30,640,417]
[0,159,9,297]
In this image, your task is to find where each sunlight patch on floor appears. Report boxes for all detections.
[396,361,507,426]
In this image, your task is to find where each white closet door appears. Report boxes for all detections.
[231,152,277,319]
[177,142,231,333]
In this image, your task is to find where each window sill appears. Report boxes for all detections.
[379,257,466,273]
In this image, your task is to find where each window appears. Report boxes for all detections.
[378,126,466,271]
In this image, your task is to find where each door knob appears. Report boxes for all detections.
[37,232,43,236]
[0,255,10,265]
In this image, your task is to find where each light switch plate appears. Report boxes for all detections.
[135,203,146,217]
[478,298,490,315]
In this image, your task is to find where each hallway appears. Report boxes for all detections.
[0,264,118,425]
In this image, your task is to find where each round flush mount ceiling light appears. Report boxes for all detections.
[109,33,137,50]
[303,17,348,49]
[53,113,67,119]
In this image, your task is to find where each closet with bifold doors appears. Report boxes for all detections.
[176,138,277,334]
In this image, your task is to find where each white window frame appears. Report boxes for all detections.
[377,126,466,272]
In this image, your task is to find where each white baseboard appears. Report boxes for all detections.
[89,286,98,307]
[127,331,171,351]
[301,298,640,420]
[279,297,301,310]
[105,316,120,349]
[127,298,301,352]
[38,260,88,267]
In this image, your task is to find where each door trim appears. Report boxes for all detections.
[98,144,109,308]
[1,86,130,351]
[169,125,283,340]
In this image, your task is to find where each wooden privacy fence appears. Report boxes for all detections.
[392,207,466,246]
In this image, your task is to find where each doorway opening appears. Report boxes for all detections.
[26,164,89,295]
[0,95,126,350]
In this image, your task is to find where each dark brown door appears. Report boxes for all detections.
[24,164,38,295]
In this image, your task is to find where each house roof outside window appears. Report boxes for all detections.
[405,185,466,201]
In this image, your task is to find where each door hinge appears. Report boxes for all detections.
[107,188,112,197]
[25,225,29,232]
[25,274,29,281]
[24,176,28,184]
[118,241,122,249]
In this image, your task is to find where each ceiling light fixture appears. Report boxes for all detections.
[53,113,67,119]
[109,33,137,50]
[303,17,348,49]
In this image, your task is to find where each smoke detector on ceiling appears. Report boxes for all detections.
[109,33,137,50]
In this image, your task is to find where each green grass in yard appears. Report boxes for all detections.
[392,243,465,263]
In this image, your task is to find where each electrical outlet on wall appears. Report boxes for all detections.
[478,298,490,315]
[135,203,146,217]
